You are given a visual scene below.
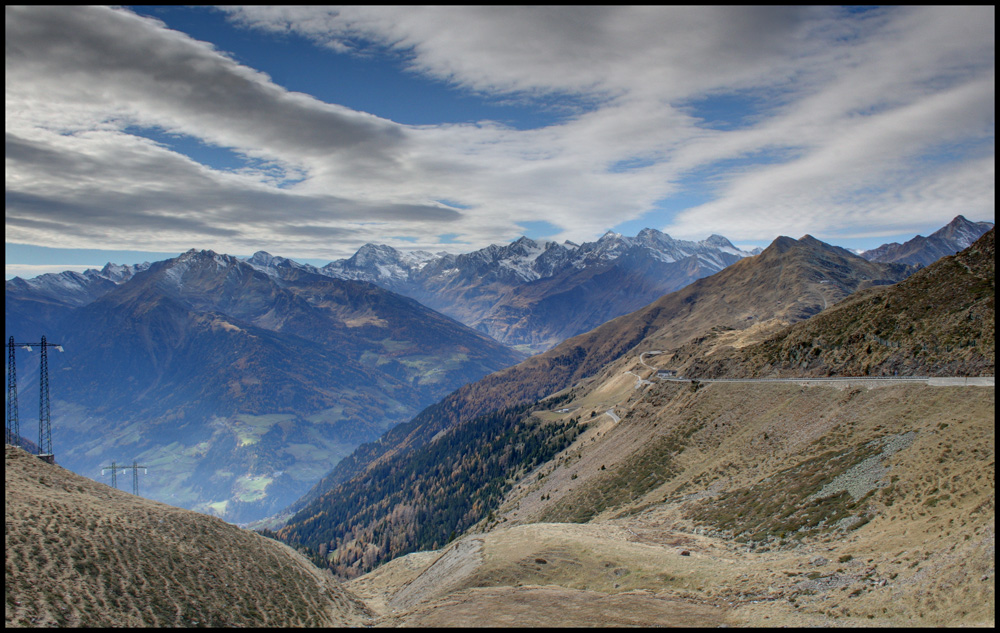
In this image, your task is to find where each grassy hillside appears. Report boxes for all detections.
[679,228,994,378]
[4,446,372,627]
[348,372,994,627]
[283,234,913,517]
[338,233,993,627]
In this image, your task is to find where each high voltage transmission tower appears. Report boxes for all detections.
[102,460,149,495]
[6,337,19,447]
[102,461,121,489]
[5,336,63,462]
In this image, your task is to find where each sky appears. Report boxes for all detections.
[5,5,995,280]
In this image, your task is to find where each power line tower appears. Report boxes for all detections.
[101,461,121,489]
[38,335,52,462]
[123,461,149,496]
[17,337,63,463]
[6,337,19,448]
[102,460,149,495]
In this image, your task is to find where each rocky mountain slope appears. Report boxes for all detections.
[320,229,756,353]
[347,377,993,627]
[860,214,993,268]
[331,234,994,627]
[8,225,993,628]
[4,445,372,627]
[4,262,149,341]
[275,233,915,571]
[5,249,523,523]
[679,228,994,379]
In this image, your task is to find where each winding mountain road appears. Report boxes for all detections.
[659,375,994,387]
[635,351,993,387]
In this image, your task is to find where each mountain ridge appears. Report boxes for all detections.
[275,232,915,568]
[286,231,993,628]
[6,249,523,523]
[319,228,757,352]
[678,228,995,379]
[860,214,993,268]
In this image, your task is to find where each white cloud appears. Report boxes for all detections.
[5,5,994,261]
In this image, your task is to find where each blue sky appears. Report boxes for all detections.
[5,6,995,279]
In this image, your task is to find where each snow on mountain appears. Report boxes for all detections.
[320,244,437,285]
[930,215,994,249]
[861,215,994,268]
[7,260,151,308]
[319,228,756,289]
[244,250,320,280]
[94,261,151,283]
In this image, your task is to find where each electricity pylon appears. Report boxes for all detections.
[125,461,149,496]
[101,461,121,489]
[102,460,148,495]
[6,337,19,447]
[18,337,63,462]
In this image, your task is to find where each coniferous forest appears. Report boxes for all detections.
[277,394,580,577]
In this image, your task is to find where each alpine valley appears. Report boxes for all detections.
[5,219,994,628]
[5,250,524,522]
[273,226,994,627]
[4,228,763,522]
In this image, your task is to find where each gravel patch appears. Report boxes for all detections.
[810,431,916,502]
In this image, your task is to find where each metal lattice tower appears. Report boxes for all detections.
[127,461,148,496]
[102,461,148,495]
[101,461,120,489]
[38,336,52,459]
[6,337,19,448]
[16,337,62,461]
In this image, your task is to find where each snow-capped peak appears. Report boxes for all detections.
[247,251,276,268]
[932,215,995,249]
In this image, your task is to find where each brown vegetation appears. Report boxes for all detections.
[350,378,994,627]
[681,228,995,378]
[4,446,372,627]
[287,233,913,516]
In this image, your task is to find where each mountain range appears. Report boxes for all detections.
[5,250,522,522]
[6,220,993,627]
[4,218,988,525]
[270,229,993,627]
[860,214,993,267]
[320,229,757,353]
[5,262,151,340]
[275,231,916,571]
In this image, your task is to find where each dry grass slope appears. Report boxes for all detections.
[349,379,994,627]
[682,228,995,379]
[336,235,994,627]
[4,446,372,627]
